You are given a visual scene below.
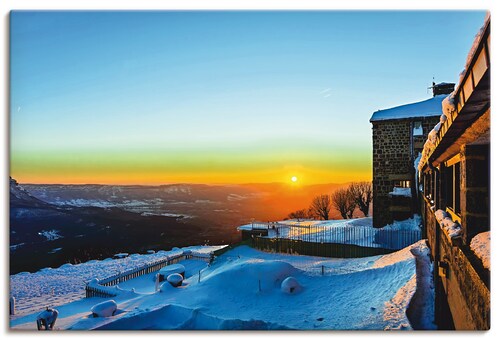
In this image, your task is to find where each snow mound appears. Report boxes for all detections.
[91,300,117,317]
[12,243,435,330]
[202,259,299,293]
[160,281,175,293]
[470,231,490,270]
[280,277,302,294]
[92,304,290,330]
[167,273,184,287]
[373,240,425,269]
[159,264,185,280]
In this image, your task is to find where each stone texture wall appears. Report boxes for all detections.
[438,229,490,329]
[460,144,490,245]
[372,116,440,227]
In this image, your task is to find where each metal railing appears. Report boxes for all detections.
[249,221,421,258]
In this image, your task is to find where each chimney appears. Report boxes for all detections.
[431,82,455,97]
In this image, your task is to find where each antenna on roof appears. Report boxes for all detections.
[427,77,435,95]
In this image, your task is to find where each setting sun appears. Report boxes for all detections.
[291,176,298,182]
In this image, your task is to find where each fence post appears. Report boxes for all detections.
[10,297,15,315]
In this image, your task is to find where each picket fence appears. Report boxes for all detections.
[85,252,213,298]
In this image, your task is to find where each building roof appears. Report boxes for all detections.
[370,94,447,122]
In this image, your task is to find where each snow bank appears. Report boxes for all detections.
[406,242,436,330]
[12,242,435,330]
[379,214,422,232]
[92,304,290,330]
[159,281,175,293]
[470,231,490,270]
[202,259,299,294]
[91,300,117,317]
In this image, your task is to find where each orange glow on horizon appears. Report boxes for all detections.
[11,167,372,186]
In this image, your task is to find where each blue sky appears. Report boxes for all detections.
[10,11,487,184]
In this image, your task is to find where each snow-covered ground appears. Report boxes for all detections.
[9,245,225,316]
[37,229,63,241]
[238,215,422,250]
[10,241,435,330]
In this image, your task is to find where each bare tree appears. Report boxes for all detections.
[286,208,313,220]
[309,194,331,220]
[348,181,372,217]
[331,188,356,219]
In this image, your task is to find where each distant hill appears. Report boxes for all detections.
[10,179,370,273]
[9,178,233,274]
[22,181,353,223]
[9,177,52,208]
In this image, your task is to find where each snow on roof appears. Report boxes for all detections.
[434,82,454,87]
[370,94,447,122]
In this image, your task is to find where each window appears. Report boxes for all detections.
[424,173,433,201]
[413,121,423,136]
[444,161,461,215]
[394,180,411,188]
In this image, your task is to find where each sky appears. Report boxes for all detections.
[10,10,487,185]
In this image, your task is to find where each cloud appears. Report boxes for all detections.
[323,93,332,98]
[319,88,331,95]
[17,106,21,112]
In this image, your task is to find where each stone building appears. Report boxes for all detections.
[370,84,454,228]
[418,15,490,330]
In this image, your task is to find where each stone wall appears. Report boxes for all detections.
[423,194,490,329]
[460,144,490,245]
[437,229,490,329]
[372,116,440,227]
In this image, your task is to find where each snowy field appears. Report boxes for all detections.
[10,241,435,330]
[9,245,226,316]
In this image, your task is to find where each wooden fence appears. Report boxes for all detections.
[85,252,213,298]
